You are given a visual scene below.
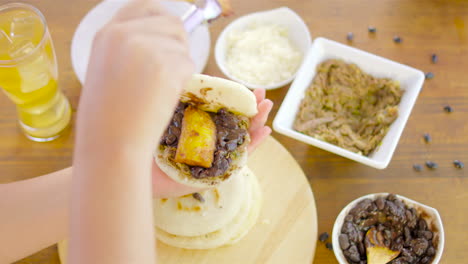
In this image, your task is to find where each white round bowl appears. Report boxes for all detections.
[71,0,210,84]
[215,7,311,90]
[332,193,444,264]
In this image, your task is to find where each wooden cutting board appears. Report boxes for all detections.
[56,136,318,264]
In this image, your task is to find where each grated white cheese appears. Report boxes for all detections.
[225,22,302,86]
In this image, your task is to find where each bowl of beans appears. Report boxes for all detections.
[332,193,444,264]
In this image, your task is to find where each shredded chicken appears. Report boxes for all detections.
[294,59,404,156]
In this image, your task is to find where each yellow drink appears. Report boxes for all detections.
[0,3,71,141]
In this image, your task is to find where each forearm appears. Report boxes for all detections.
[67,1,194,262]
[69,140,156,264]
[0,167,71,263]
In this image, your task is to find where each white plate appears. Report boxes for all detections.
[273,37,425,169]
[71,0,210,84]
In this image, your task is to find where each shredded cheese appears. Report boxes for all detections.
[225,22,302,86]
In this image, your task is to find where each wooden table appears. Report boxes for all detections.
[1,0,466,263]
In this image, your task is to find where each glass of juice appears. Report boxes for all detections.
[0,3,71,142]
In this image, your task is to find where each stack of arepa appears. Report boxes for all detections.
[153,74,262,249]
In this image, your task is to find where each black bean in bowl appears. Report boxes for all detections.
[332,194,444,264]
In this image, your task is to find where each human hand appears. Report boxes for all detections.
[248,88,274,154]
[70,1,195,261]
[152,88,273,198]
[80,0,195,151]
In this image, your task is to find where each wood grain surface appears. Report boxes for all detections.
[56,137,318,264]
[1,0,467,263]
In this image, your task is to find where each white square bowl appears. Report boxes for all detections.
[273,37,425,169]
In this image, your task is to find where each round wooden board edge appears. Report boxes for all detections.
[56,136,318,264]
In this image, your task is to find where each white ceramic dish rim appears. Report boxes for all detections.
[273,37,425,169]
[70,0,210,84]
[332,193,445,264]
[214,7,312,90]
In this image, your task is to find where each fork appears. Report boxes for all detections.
[182,0,222,33]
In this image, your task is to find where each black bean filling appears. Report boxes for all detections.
[192,192,205,203]
[340,194,437,264]
[160,102,247,179]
